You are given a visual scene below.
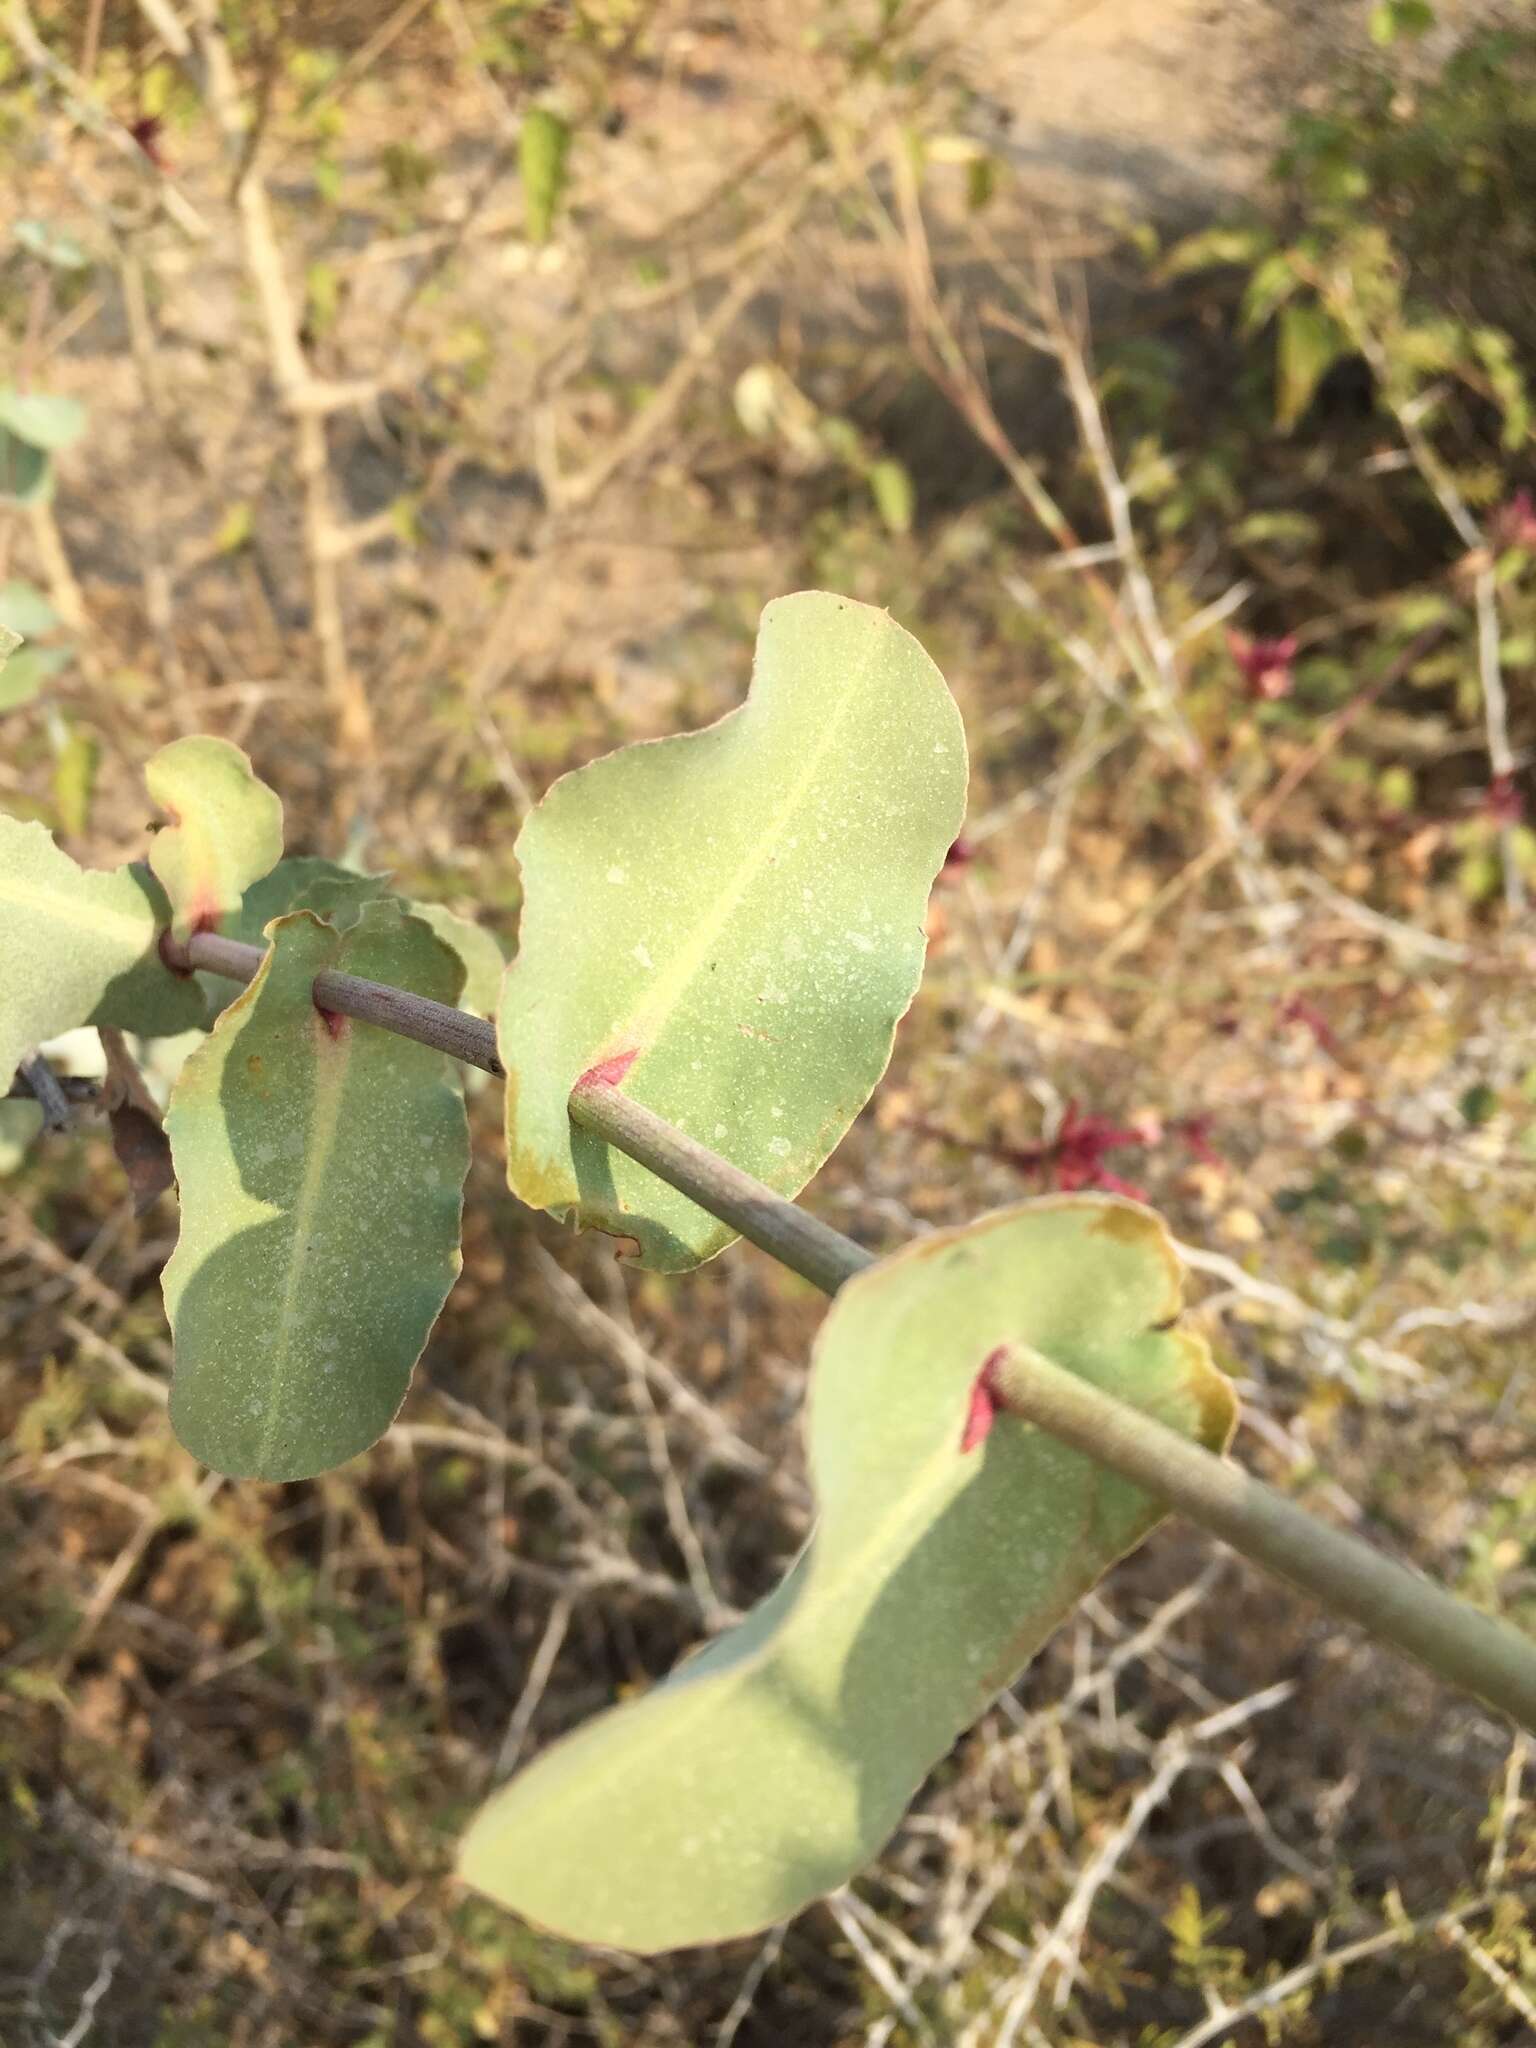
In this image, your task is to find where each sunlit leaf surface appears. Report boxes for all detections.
[499,591,967,1269]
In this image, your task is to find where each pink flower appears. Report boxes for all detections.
[916,1099,1226,1205]
[1034,1101,1149,1201]
[1490,489,1536,551]
[1226,628,1298,702]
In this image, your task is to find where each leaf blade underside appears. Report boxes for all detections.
[459,1196,1236,1952]
[163,904,471,1481]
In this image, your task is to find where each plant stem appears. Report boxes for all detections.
[178,933,874,1294]
[991,1346,1536,1736]
[568,1079,876,1298]
[180,933,505,1075]
[179,932,1536,1733]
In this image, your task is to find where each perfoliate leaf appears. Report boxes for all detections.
[520,107,571,245]
[410,902,506,1017]
[0,818,204,1090]
[229,856,390,936]
[498,591,967,1270]
[199,856,394,1023]
[460,1197,1236,1952]
[163,904,470,1481]
[145,736,284,936]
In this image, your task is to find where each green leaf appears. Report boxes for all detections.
[1239,250,1302,335]
[199,856,395,1024]
[212,501,254,554]
[0,430,52,504]
[1370,0,1434,44]
[498,591,967,1270]
[1459,1083,1498,1127]
[0,1099,43,1174]
[867,457,916,536]
[1275,302,1347,432]
[1158,224,1274,280]
[520,107,571,245]
[0,388,87,452]
[52,727,98,834]
[459,1196,1236,1951]
[0,580,61,638]
[964,153,997,212]
[1231,510,1320,551]
[163,904,471,1481]
[0,818,204,1089]
[410,902,506,1017]
[145,736,285,937]
[0,645,69,713]
[14,218,89,270]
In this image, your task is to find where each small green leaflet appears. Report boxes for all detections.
[1275,302,1347,433]
[499,591,967,1270]
[459,1197,1236,1952]
[520,107,571,245]
[0,644,71,714]
[0,580,57,637]
[0,389,87,452]
[0,817,204,1089]
[146,736,284,937]
[0,431,52,505]
[164,905,471,1481]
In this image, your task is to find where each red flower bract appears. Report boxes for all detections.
[1226,627,1298,702]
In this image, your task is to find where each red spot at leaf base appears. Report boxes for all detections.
[961,1347,1008,1453]
[316,1003,348,1042]
[577,1046,638,1091]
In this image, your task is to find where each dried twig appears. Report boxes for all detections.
[143,0,379,772]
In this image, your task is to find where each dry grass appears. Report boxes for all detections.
[2,4,1533,2044]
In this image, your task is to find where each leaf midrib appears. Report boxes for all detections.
[258,1005,351,1472]
[479,1399,984,1841]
